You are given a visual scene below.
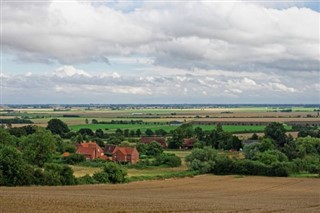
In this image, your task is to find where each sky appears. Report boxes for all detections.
[1,0,319,104]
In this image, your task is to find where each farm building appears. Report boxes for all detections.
[140,136,167,148]
[183,138,196,149]
[76,142,108,160]
[104,144,140,164]
[112,146,139,164]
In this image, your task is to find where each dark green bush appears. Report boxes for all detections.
[77,174,98,185]
[154,153,181,167]
[92,162,127,184]
[63,153,86,164]
[44,163,76,185]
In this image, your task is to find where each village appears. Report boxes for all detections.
[66,136,196,164]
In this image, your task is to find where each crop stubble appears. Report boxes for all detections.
[1,175,319,212]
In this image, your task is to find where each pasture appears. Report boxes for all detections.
[69,123,280,133]
[1,175,319,212]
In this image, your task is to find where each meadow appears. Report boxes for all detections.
[69,123,281,133]
[1,175,319,212]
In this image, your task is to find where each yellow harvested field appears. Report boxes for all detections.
[1,175,319,212]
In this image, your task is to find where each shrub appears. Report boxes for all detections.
[146,141,163,156]
[63,153,86,164]
[92,162,127,184]
[93,172,110,183]
[43,163,76,185]
[77,174,98,185]
[185,147,218,173]
[269,162,292,177]
[154,153,181,167]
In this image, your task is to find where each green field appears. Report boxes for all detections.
[69,124,292,133]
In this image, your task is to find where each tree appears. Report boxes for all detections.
[185,147,218,173]
[129,130,135,137]
[146,141,163,156]
[145,128,154,136]
[136,143,148,155]
[85,119,89,124]
[168,130,184,149]
[91,119,98,124]
[0,145,34,186]
[46,119,70,136]
[93,162,127,184]
[115,128,123,136]
[78,128,94,137]
[95,129,104,138]
[124,129,129,137]
[154,153,181,167]
[21,129,56,167]
[194,127,204,141]
[264,122,287,147]
[136,129,142,137]
[0,128,14,146]
[155,129,167,136]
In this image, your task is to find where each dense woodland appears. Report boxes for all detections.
[0,119,319,186]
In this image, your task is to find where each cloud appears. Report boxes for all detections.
[2,1,319,72]
[1,66,318,104]
[54,66,91,78]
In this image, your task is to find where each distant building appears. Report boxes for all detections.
[112,146,139,164]
[76,142,107,160]
[104,144,139,164]
[140,136,167,148]
[183,138,196,149]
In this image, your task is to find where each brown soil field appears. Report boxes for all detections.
[1,175,319,213]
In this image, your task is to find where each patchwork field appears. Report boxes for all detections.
[1,175,319,213]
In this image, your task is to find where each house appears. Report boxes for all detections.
[76,142,107,160]
[183,138,196,149]
[140,136,167,148]
[104,144,140,164]
[112,146,139,164]
[104,144,118,156]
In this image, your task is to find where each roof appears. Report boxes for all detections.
[104,144,118,154]
[62,152,71,157]
[140,137,167,147]
[183,138,196,147]
[76,142,105,159]
[114,146,138,155]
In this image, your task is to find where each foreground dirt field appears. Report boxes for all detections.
[0,175,319,213]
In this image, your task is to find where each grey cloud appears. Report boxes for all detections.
[2,66,319,104]
[2,1,319,72]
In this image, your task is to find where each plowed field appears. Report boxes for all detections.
[1,175,319,212]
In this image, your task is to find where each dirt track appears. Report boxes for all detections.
[0,175,319,212]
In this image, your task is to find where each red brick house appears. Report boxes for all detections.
[112,146,139,164]
[140,136,167,148]
[104,144,139,164]
[76,142,107,160]
[183,138,196,149]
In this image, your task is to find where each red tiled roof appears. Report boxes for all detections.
[116,147,137,155]
[76,142,106,160]
[140,137,167,147]
[183,138,196,147]
[62,152,71,157]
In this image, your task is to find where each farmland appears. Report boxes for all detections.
[2,105,318,136]
[1,175,319,213]
[69,123,278,133]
